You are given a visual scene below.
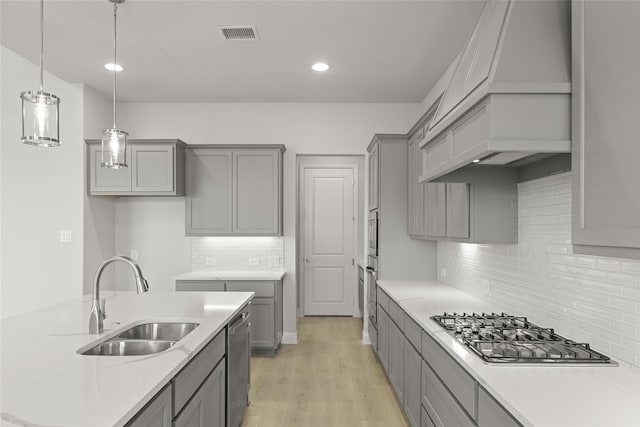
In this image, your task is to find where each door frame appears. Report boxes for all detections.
[296,155,365,317]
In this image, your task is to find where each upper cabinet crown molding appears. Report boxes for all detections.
[419,0,571,182]
[86,139,187,196]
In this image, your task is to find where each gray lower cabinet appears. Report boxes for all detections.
[421,361,474,427]
[173,360,226,427]
[422,407,435,427]
[376,305,390,373]
[404,339,422,427]
[176,279,283,354]
[87,139,186,196]
[185,145,285,236]
[477,387,522,427]
[127,330,227,427]
[126,385,172,427]
[571,0,640,259]
[387,319,405,402]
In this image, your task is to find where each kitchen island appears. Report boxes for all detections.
[0,290,253,427]
[377,280,640,427]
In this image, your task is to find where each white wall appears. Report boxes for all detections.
[113,102,423,340]
[0,46,84,318]
[82,85,115,294]
[438,173,640,368]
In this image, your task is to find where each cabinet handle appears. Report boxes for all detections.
[303,258,312,263]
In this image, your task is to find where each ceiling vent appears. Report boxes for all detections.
[218,26,259,41]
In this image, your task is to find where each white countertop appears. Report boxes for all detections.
[175,270,286,281]
[0,290,253,427]
[377,280,640,427]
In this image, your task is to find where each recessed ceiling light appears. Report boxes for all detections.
[104,63,124,72]
[311,62,330,72]
[472,159,481,163]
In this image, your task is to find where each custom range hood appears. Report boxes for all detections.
[419,0,571,183]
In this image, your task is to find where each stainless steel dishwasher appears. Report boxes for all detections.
[227,305,251,427]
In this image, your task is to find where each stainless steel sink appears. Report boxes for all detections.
[80,322,199,356]
[118,322,199,341]
[81,339,175,356]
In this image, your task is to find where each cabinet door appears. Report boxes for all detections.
[388,320,405,404]
[126,385,171,427]
[88,143,131,193]
[425,183,447,238]
[408,134,424,237]
[131,144,174,193]
[478,387,521,427]
[248,297,275,349]
[233,149,281,235]
[173,360,226,427]
[368,143,379,211]
[572,0,640,253]
[446,183,470,239]
[404,340,422,427]
[186,149,233,235]
[377,306,389,373]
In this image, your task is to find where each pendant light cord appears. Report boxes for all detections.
[39,0,44,92]
[112,2,117,129]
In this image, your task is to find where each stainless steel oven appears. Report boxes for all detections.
[368,211,378,256]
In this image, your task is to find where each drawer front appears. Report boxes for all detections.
[226,280,275,297]
[478,387,522,427]
[422,407,436,427]
[389,300,404,330]
[175,280,225,292]
[404,314,421,352]
[422,361,475,427]
[421,332,477,420]
[173,329,226,415]
[377,288,390,313]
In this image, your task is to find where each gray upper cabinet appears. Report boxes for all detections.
[407,131,424,237]
[424,183,446,238]
[446,183,470,239]
[233,149,281,234]
[87,139,186,196]
[186,145,285,236]
[368,143,379,211]
[572,0,640,259]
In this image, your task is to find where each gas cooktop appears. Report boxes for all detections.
[431,312,615,365]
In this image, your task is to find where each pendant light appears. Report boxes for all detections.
[101,0,128,169]
[20,0,60,147]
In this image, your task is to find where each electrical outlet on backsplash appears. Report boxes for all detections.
[437,172,640,368]
[191,236,284,271]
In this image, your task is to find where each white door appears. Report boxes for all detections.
[303,168,356,316]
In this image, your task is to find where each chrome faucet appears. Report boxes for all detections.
[89,255,149,334]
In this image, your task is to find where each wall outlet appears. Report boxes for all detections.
[59,230,72,243]
[205,257,217,266]
[131,250,138,261]
[248,258,260,266]
[440,267,447,279]
[268,256,280,267]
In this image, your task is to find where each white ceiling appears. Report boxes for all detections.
[0,1,484,103]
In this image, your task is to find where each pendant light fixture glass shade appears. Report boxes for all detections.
[101,0,128,169]
[20,0,60,147]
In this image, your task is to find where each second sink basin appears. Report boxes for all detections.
[118,322,199,341]
[80,321,200,356]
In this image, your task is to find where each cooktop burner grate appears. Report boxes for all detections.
[431,312,613,364]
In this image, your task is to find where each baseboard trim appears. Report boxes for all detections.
[362,332,371,345]
[282,332,298,344]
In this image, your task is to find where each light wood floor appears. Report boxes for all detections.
[240,317,409,427]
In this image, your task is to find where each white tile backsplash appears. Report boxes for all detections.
[192,236,284,271]
[438,172,640,368]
